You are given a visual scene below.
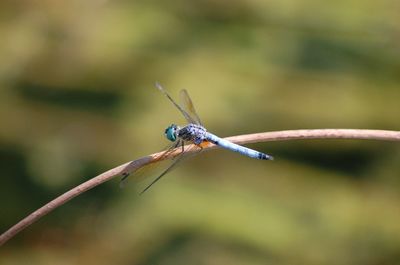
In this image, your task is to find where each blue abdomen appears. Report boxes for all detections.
[205,133,272,160]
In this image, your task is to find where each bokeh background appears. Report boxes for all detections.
[1,1,400,264]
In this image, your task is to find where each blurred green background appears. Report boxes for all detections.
[1,0,400,264]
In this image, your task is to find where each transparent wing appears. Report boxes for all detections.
[180,89,203,125]
[155,82,198,124]
[120,141,203,194]
[120,140,181,188]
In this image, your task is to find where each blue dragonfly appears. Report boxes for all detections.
[122,83,273,193]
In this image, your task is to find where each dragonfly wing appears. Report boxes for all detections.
[180,89,203,125]
[155,83,197,124]
[121,141,202,194]
[140,142,205,194]
[120,140,181,188]
[139,148,185,194]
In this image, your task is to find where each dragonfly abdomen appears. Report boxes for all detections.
[205,133,273,160]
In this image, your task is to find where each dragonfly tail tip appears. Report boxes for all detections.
[264,154,274,160]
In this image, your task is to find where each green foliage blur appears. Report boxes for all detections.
[1,1,400,264]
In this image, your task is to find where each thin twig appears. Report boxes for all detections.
[0,129,399,246]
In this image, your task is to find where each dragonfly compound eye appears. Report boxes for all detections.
[165,124,177,142]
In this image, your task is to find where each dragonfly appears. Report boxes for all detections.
[122,83,273,194]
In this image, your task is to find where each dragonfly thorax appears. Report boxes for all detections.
[177,123,207,145]
[164,123,207,144]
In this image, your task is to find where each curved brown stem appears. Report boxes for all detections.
[1,129,399,246]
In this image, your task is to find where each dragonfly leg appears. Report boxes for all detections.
[172,140,184,160]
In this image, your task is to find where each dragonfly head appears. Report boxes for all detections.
[164,124,179,142]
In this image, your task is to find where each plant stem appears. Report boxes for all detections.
[1,129,399,246]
